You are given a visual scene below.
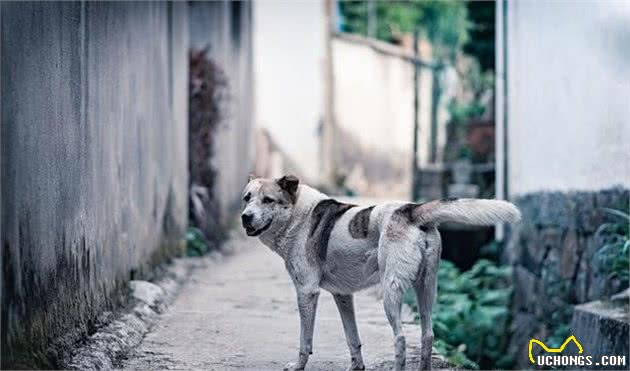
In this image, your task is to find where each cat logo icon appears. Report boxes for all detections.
[528,335,583,364]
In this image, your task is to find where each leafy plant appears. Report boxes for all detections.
[593,208,630,290]
[546,323,571,349]
[339,0,470,61]
[185,227,209,257]
[447,99,486,124]
[403,259,513,369]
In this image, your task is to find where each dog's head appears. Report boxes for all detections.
[240,175,300,237]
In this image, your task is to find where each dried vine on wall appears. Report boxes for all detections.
[188,48,229,251]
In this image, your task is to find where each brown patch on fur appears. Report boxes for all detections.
[259,180,294,205]
[393,203,416,223]
[308,199,356,262]
[391,200,446,225]
[277,175,299,204]
[348,206,375,238]
[386,202,435,240]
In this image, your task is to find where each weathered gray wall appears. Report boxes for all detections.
[1,2,188,368]
[188,1,255,218]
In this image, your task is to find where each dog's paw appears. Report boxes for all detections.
[283,362,304,371]
[346,364,365,371]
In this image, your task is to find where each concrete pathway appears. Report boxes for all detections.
[120,232,450,370]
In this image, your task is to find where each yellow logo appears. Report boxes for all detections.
[528,335,583,364]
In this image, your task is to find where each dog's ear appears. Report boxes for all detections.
[277,175,299,197]
[247,173,256,182]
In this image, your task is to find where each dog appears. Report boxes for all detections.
[241,175,520,371]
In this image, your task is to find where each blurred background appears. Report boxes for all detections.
[1,1,628,369]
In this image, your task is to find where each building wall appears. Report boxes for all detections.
[332,34,445,198]
[189,1,255,217]
[502,1,630,366]
[1,2,188,368]
[506,0,630,196]
[253,0,324,183]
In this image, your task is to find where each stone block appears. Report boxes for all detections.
[521,225,544,272]
[515,194,540,224]
[560,229,579,279]
[596,187,629,212]
[540,227,563,250]
[574,254,592,303]
[541,247,575,303]
[572,191,600,233]
[504,223,522,265]
[571,301,629,370]
[537,192,573,228]
[508,312,539,367]
[513,266,539,312]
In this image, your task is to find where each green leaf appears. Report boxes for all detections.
[602,207,630,222]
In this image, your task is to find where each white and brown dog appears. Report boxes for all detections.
[241,175,520,371]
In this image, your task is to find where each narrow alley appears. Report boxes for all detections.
[119,231,451,370]
[4,2,628,370]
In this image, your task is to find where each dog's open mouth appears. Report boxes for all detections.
[245,219,272,237]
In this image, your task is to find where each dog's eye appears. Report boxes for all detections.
[243,193,251,202]
[262,196,275,204]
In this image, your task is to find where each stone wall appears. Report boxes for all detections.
[505,187,629,367]
[1,2,189,368]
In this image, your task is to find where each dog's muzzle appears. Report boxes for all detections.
[241,214,272,237]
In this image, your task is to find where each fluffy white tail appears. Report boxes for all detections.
[415,198,521,226]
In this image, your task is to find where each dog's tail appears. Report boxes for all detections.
[413,198,521,227]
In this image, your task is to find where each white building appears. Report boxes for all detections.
[253,1,325,182]
[254,2,447,197]
[496,0,630,199]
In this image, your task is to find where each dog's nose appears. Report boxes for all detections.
[241,213,253,227]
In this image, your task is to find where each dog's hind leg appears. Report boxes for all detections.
[333,294,366,370]
[379,227,422,371]
[413,271,437,371]
[383,283,406,371]
[413,229,441,371]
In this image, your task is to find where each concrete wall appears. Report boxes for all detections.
[189,1,255,217]
[506,0,630,196]
[332,34,446,198]
[253,0,324,183]
[1,2,188,368]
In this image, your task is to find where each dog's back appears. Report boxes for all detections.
[314,197,520,295]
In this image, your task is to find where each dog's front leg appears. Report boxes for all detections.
[284,284,320,371]
[333,294,365,370]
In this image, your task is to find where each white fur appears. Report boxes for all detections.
[241,179,521,371]
[417,199,522,226]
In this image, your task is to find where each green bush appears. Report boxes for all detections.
[185,227,209,257]
[339,0,469,61]
[593,208,630,290]
[403,259,513,369]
